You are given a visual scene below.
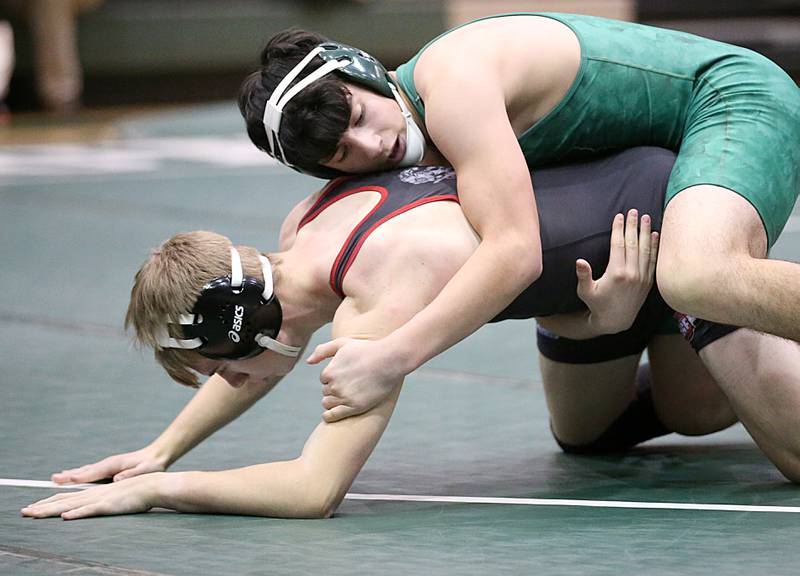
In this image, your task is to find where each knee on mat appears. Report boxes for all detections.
[551,428,617,455]
[775,458,800,485]
[660,403,736,437]
[657,387,737,436]
[550,369,672,455]
[550,424,651,455]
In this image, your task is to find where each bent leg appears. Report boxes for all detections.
[542,335,739,453]
[647,334,736,435]
[699,329,800,483]
[541,353,670,451]
[657,185,800,341]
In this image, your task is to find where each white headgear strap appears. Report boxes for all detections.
[262,48,426,169]
[254,254,300,358]
[388,84,426,166]
[262,47,350,166]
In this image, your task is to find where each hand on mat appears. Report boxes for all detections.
[22,474,161,520]
[51,446,169,485]
[308,337,403,423]
[576,209,659,335]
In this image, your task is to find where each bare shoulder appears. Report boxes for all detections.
[278,190,324,251]
[338,202,477,334]
[412,15,580,123]
[418,14,575,65]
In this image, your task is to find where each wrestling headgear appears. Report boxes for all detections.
[262,42,426,178]
[156,248,302,360]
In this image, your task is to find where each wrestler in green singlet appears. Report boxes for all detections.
[395,13,800,247]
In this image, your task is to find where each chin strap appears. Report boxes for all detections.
[255,334,302,357]
[389,84,426,167]
[256,254,302,358]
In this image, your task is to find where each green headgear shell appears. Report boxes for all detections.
[316,43,395,98]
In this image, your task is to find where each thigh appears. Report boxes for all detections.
[647,334,735,435]
[540,353,640,446]
[667,56,800,249]
[699,329,800,482]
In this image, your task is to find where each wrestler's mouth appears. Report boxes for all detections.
[388,136,405,165]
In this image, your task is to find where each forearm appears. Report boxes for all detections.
[387,238,541,371]
[156,387,400,518]
[395,81,542,372]
[156,462,327,518]
[150,374,279,467]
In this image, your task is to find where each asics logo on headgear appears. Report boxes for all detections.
[228,305,244,342]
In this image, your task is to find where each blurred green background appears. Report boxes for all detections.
[2,0,799,111]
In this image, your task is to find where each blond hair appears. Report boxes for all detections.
[125,231,268,387]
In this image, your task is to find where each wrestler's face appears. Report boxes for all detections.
[192,349,298,388]
[320,83,408,174]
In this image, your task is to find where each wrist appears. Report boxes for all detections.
[153,471,190,510]
[147,440,177,470]
[381,331,423,375]
[145,472,172,508]
[584,313,603,337]
[588,315,618,338]
[587,313,622,337]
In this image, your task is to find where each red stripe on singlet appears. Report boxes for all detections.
[297,176,355,231]
[332,194,459,298]
[325,186,391,296]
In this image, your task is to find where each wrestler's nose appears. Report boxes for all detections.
[347,128,383,160]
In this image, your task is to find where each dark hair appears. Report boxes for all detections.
[238,29,351,177]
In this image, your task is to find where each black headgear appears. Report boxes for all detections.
[156,248,301,360]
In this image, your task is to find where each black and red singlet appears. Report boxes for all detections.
[297,148,674,320]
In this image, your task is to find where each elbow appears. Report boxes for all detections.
[317,494,343,519]
[316,478,351,518]
[525,254,543,284]
[509,241,542,286]
[300,486,346,519]
[276,492,338,520]
[482,225,542,286]
[292,468,349,519]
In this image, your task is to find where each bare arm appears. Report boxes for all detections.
[308,68,543,421]
[51,373,283,484]
[148,374,281,468]
[25,298,407,519]
[156,386,400,518]
[156,303,404,518]
[51,195,319,485]
[387,71,542,367]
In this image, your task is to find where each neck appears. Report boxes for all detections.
[267,252,339,347]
